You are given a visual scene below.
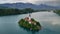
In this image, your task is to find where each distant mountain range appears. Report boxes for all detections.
[0,3,60,10]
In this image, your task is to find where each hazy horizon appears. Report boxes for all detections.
[0,0,60,6]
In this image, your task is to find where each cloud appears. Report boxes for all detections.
[44,1,60,6]
[0,0,59,3]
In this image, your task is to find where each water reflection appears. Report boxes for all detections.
[31,12,60,32]
[18,23,40,34]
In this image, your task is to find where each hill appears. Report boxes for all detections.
[0,3,60,10]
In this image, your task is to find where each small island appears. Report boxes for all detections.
[18,14,41,31]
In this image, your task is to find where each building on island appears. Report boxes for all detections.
[24,13,31,24]
[24,13,36,25]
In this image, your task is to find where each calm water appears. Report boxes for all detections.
[0,11,60,34]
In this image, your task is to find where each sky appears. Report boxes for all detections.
[0,0,60,6]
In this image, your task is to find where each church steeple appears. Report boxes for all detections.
[29,13,31,17]
[29,13,31,20]
[28,13,31,24]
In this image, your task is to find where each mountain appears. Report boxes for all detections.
[0,3,60,10]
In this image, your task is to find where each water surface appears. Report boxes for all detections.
[0,11,60,34]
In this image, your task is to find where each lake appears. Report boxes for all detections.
[0,11,60,34]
